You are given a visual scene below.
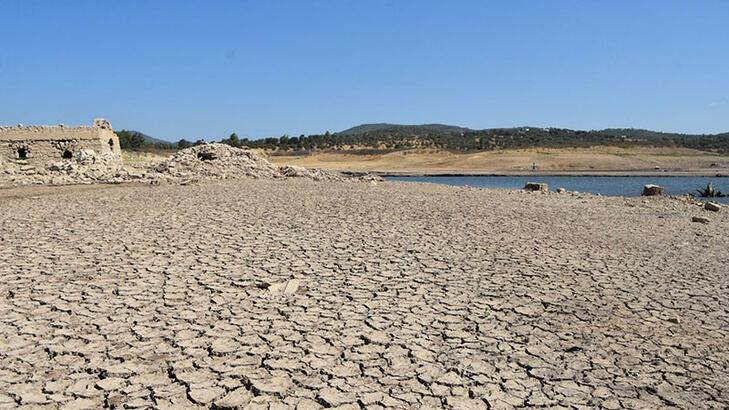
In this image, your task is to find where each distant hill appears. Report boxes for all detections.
[337,123,472,136]
[118,130,170,145]
[115,122,729,155]
[338,124,727,140]
[599,128,729,140]
[599,128,696,140]
[336,124,729,139]
[235,123,729,154]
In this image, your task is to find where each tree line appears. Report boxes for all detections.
[116,130,201,151]
[117,127,729,154]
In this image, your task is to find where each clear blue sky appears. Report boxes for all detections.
[1,1,728,141]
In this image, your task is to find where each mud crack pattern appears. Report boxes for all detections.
[1,180,727,409]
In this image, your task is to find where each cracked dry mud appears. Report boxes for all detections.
[1,179,727,409]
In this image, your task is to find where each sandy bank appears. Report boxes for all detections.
[272,146,729,177]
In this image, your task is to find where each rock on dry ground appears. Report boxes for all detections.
[0,180,727,409]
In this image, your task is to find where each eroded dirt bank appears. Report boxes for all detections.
[0,180,727,409]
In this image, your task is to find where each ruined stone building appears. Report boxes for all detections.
[0,118,121,166]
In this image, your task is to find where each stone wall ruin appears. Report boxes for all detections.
[0,118,121,166]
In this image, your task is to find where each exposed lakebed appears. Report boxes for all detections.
[1,179,727,408]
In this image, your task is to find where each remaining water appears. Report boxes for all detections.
[387,175,729,204]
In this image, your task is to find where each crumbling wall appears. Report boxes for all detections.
[0,118,120,165]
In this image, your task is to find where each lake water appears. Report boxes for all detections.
[387,175,729,204]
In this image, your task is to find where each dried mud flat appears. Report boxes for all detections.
[0,180,727,409]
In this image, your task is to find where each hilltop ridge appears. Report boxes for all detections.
[337,123,473,136]
[338,124,729,139]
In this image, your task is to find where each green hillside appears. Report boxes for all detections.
[337,123,472,136]
[234,124,729,154]
[115,124,729,155]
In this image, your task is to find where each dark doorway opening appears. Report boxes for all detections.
[17,147,28,160]
[108,138,114,149]
[197,152,216,161]
[62,150,73,159]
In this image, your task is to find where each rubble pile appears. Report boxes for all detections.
[146,144,382,184]
[151,144,281,181]
[279,165,345,181]
[0,143,382,187]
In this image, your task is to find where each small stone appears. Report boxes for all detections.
[197,151,218,161]
[642,184,664,196]
[556,187,566,193]
[284,279,301,295]
[267,281,286,294]
[692,216,710,224]
[524,182,548,192]
[705,202,722,212]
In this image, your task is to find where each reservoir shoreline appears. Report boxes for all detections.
[363,169,729,177]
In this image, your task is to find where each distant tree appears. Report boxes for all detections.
[221,132,243,147]
[279,135,290,147]
[116,130,145,150]
[193,139,206,146]
[177,139,192,149]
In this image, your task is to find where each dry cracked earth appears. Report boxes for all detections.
[0,179,728,409]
